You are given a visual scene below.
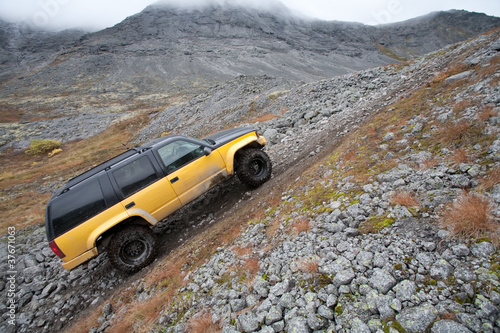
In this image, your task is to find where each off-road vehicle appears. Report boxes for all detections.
[45,127,271,273]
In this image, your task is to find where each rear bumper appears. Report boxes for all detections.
[61,247,98,271]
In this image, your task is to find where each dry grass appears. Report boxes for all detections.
[144,263,184,288]
[232,245,253,257]
[186,311,221,333]
[437,119,472,146]
[450,148,471,165]
[420,157,441,170]
[390,191,420,208]
[266,217,282,238]
[479,166,500,191]
[108,290,175,333]
[62,304,104,333]
[247,113,280,123]
[297,258,319,274]
[478,105,497,122]
[431,63,471,86]
[452,100,473,114]
[440,192,498,242]
[242,257,260,276]
[288,216,311,236]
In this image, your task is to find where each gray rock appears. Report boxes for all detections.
[475,295,499,320]
[430,259,454,280]
[394,280,417,302]
[456,313,482,332]
[376,295,396,320]
[451,244,470,257]
[453,266,477,282]
[253,278,270,298]
[383,132,395,141]
[396,304,437,333]
[22,266,44,283]
[320,256,351,275]
[269,279,292,297]
[230,298,247,312]
[470,242,494,258]
[238,312,260,333]
[265,305,283,325]
[279,293,295,309]
[356,251,374,267]
[431,320,472,333]
[307,313,327,330]
[286,316,311,333]
[370,268,397,294]
[416,252,435,270]
[333,268,355,287]
[259,326,274,333]
[317,305,334,320]
[271,320,285,332]
[351,317,371,333]
[444,70,474,84]
[345,227,360,237]
[450,175,471,188]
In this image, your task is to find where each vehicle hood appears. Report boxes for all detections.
[203,127,255,147]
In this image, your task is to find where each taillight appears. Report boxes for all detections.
[49,240,66,259]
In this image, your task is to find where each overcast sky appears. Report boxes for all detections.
[0,0,499,31]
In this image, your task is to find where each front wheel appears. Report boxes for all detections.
[108,225,157,273]
[236,148,272,188]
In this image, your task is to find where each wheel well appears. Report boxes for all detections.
[234,142,264,164]
[96,217,151,252]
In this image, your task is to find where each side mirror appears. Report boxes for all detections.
[203,147,212,156]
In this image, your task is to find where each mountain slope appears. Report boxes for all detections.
[0,4,498,125]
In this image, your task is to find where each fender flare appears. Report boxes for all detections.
[223,136,266,174]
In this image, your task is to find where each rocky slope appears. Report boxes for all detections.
[0,3,499,136]
[1,27,499,333]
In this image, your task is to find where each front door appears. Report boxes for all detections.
[156,140,227,205]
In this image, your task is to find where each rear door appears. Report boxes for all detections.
[111,154,182,222]
[155,139,227,205]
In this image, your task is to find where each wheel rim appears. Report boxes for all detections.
[250,157,265,177]
[120,238,149,265]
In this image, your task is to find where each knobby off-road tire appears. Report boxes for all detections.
[236,148,272,188]
[108,225,157,273]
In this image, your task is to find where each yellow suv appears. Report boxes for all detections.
[45,128,271,273]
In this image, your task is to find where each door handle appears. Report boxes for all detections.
[125,202,135,209]
[170,176,179,184]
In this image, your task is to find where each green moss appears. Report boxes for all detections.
[429,279,437,286]
[393,263,403,271]
[390,320,407,332]
[25,139,61,156]
[318,274,333,287]
[359,216,395,234]
[335,305,343,315]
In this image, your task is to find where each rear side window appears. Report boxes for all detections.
[113,156,159,197]
[50,179,107,238]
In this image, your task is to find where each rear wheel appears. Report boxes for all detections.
[108,225,157,273]
[236,148,272,188]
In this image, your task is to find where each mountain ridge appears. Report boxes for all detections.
[0,5,499,126]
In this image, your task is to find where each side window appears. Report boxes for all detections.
[50,179,107,238]
[113,156,159,197]
[157,140,205,174]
